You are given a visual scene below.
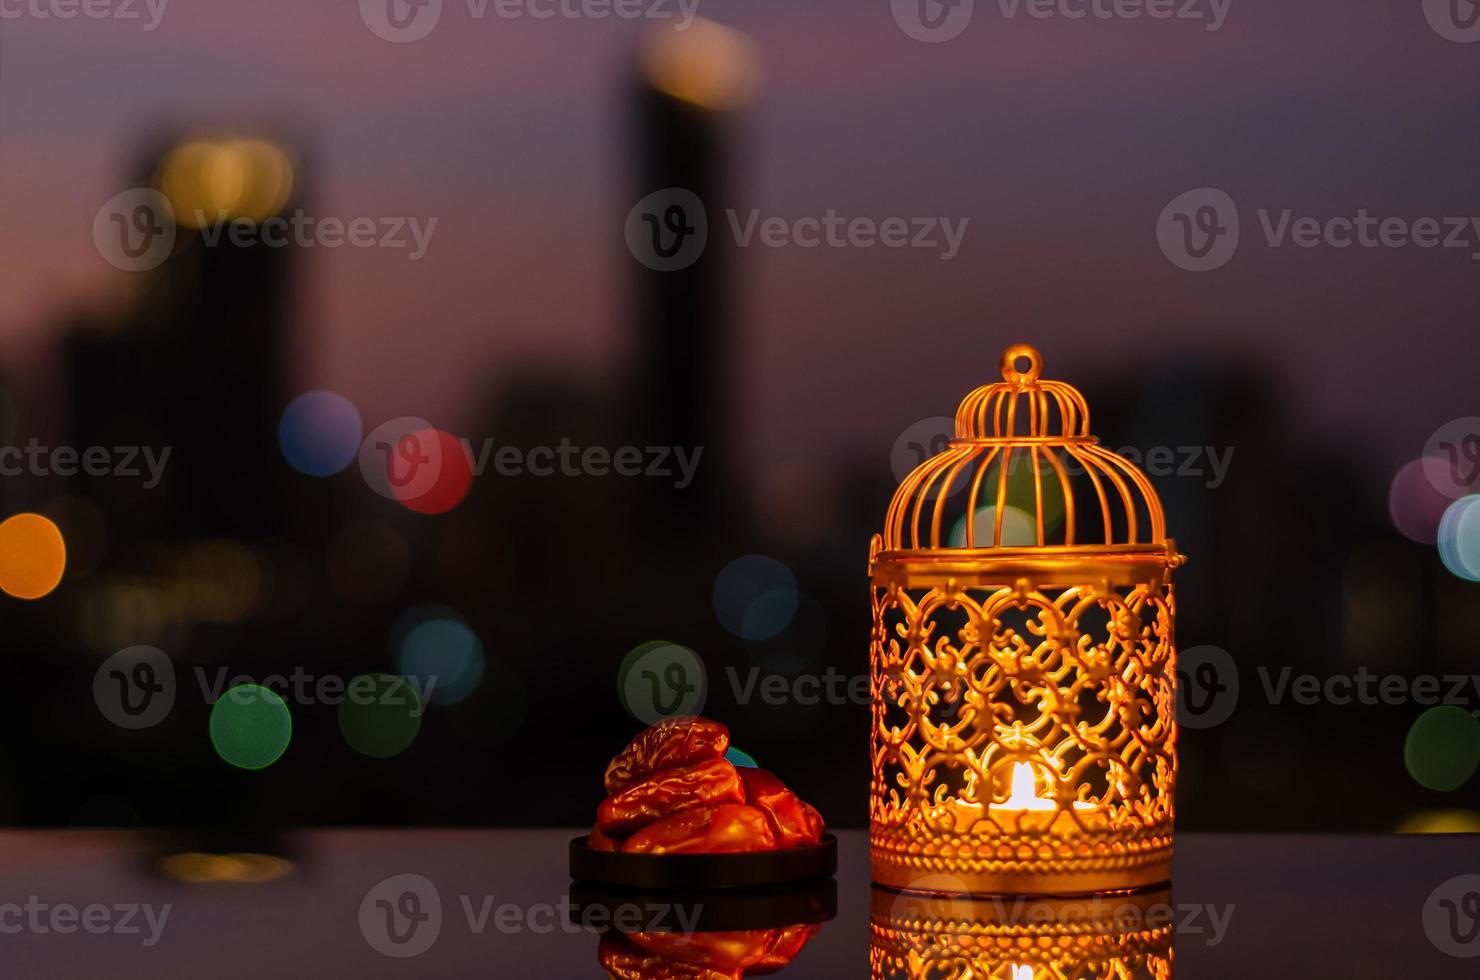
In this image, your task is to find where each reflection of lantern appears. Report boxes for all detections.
[870,344,1185,895]
[869,884,1174,978]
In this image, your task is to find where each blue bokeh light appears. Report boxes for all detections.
[278,390,362,477]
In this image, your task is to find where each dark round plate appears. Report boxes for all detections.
[569,833,837,891]
[568,878,837,933]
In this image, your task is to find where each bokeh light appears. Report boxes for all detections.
[158,852,294,884]
[713,555,798,641]
[1404,706,1480,792]
[165,539,266,622]
[1437,495,1480,582]
[395,429,473,516]
[725,746,759,768]
[0,512,67,599]
[394,607,485,706]
[157,137,294,229]
[338,673,422,758]
[1396,810,1480,834]
[279,390,363,477]
[948,505,1037,548]
[640,18,763,111]
[1388,458,1452,544]
[209,685,293,770]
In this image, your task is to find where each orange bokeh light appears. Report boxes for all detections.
[0,513,67,599]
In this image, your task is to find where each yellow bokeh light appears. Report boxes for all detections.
[158,852,294,884]
[0,513,67,600]
[1397,810,1480,834]
[157,137,295,230]
[640,19,763,111]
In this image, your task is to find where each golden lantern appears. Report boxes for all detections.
[870,344,1184,896]
[869,884,1174,978]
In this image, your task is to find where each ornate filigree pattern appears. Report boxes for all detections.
[869,578,1176,893]
[870,345,1182,895]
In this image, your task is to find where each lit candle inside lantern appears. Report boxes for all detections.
[992,762,1095,813]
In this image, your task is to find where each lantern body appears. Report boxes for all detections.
[870,345,1184,895]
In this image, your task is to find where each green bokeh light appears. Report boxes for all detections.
[725,746,759,768]
[338,673,423,759]
[1404,706,1480,792]
[209,685,292,770]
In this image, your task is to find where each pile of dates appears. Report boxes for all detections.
[589,717,824,854]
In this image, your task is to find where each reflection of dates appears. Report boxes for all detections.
[598,758,745,837]
[606,716,730,794]
[624,803,775,854]
[599,924,822,979]
[737,768,824,849]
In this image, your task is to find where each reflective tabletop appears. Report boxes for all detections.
[1,829,1475,977]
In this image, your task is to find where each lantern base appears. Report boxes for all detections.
[870,832,1172,896]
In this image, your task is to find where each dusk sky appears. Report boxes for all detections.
[2,0,1477,476]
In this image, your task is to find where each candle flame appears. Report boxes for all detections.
[996,762,1095,812]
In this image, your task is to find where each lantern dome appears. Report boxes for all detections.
[880,344,1177,564]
